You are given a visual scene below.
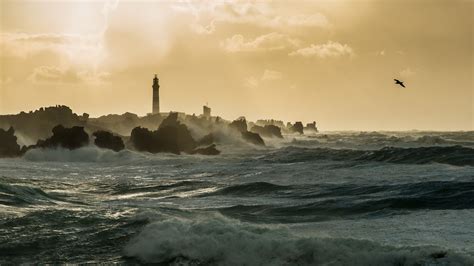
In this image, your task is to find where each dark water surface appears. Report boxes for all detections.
[1,131,473,265]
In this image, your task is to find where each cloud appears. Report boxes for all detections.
[244,76,259,88]
[289,41,354,58]
[0,33,103,64]
[261,69,282,81]
[400,68,416,78]
[244,69,283,88]
[192,20,216,34]
[221,33,300,52]
[174,1,329,34]
[29,66,110,84]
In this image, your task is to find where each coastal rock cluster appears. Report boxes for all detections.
[130,113,220,155]
[93,131,125,152]
[0,105,318,158]
[0,127,22,157]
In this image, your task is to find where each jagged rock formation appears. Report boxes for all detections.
[130,112,198,154]
[0,127,22,157]
[289,122,304,134]
[304,121,318,133]
[229,117,247,133]
[93,131,125,152]
[250,125,283,138]
[242,131,265,146]
[32,125,89,150]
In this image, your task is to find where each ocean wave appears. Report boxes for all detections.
[263,145,474,166]
[22,146,146,163]
[290,132,474,150]
[212,181,474,223]
[111,180,213,196]
[209,182,288,196]
[124,215,473,265]
[0,183,60,206]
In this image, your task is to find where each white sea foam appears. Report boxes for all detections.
[124,215,472,265]
[23,146,145,162]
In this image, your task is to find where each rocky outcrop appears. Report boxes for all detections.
[250,125,283,138]
[40,125,90,149]
[289,122,304,134]
[189,144,220,155]
[304,121,318,133]
[0,105,89,143]
[242,131,265,146]
[93,130,125,152]
[33,125,89,150]
[130,112,197,154]
[0,127,22,157]
[229,117,247,133]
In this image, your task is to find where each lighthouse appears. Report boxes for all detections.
[152,74,160,114]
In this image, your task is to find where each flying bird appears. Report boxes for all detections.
[394,79,406,88]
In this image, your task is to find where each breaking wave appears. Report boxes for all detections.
[124,215,473,265]
[263,145,474,166]
[22,146,146,162]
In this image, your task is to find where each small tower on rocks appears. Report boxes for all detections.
[152,74,160,114]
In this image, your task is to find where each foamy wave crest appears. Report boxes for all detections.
[23,146,145,162]
[124,216,472,265]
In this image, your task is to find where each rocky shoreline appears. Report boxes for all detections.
[0,106,318,158]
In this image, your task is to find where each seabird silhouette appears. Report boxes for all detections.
[394,79,405,88]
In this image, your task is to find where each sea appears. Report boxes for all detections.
[0,131,473,265]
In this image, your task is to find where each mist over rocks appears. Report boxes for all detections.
[250,125,283,139]
[0,127,22,157]
[0,105,320,156]
[242,131,266,146]
[229,117,248,133]
[0,105,89,144]
[130,112,199,154]
[93,131,125,152]
[197,133,215,147]
[289,122,304,134]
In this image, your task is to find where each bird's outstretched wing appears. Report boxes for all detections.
[399,83,405,88]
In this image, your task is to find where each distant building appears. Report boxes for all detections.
[203,105,211,119]
[152,74,160,114]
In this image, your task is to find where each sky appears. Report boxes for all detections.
[0,0,472,130]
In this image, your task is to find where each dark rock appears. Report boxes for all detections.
[290,122,304,134]
[430,251,447,259]
[189,144,220,155]
[130,112,196,154]
[229,117,247,133]
[242,131,265,146]
[0,105,87,142]
[0,127,21,157]
[197,133,214,146]
[93,130,125,152]
[250,125,283,138]
[33,125,89,150]
[304,121,318,132]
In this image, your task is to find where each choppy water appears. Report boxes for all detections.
[1,131,474,265]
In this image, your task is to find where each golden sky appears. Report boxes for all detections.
[1,0,473,130]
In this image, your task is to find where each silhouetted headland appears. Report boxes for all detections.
[0,105,319,158]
